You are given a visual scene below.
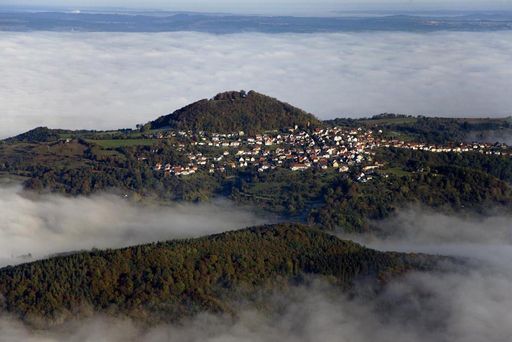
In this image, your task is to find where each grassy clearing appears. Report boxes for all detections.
[380,167,412,177]
[88,139,157,148]
[361,117,418,126]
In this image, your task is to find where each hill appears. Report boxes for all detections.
[150,90,322,134]
[0,224,437,326]
[5,127,62,143]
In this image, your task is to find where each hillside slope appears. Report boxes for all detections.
[150,90,322,133]
[0,224,437,326]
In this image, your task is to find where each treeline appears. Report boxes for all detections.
[0,224,436,325]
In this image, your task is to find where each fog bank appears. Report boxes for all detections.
[1,31,512,138]
[0,185,270,267]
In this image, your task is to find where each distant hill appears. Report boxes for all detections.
[5,127,61,143]
[150,90,322,134]
[0,224,437,326]
[1,11,512,33]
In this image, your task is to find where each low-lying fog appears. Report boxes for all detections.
[0,184,272,267]
[1,187,511,342]
[2,31,512,138]
[341,208,512,272]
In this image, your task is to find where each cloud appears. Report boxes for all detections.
[1,31,512,138]
[0,185,271,267]
[369,208,512,244]
[340,208,512,271]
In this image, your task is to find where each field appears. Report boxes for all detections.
[87,139,158,148]
[360,117,418,126]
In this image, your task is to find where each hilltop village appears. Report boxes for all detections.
[140,126,510,181]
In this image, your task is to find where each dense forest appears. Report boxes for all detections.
[150,90,322,134]
[0,224,439,326]
[309,163,512,231]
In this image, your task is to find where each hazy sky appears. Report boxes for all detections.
[3,0,512,15]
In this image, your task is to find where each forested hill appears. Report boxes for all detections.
[150,90,322,134]
[0,224,437,326]
[5,127,62,143]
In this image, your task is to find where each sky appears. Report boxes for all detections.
[2,0,512,15]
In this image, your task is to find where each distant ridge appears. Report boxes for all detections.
[1,11,512,33]
[150,90,322,134]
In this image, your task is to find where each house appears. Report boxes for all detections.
[363,164,382,171]
[290,163,310,171]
